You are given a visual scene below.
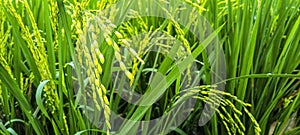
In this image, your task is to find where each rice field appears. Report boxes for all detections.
[0,0,300,134]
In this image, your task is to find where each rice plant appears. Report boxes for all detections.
[0,0,299,135]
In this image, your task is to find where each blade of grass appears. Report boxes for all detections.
[0,64,44,134]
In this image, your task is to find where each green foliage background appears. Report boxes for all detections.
[0,0,299,134]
